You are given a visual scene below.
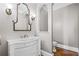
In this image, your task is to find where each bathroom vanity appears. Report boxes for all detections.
[7,36,41,56]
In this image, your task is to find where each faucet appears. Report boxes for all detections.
[20,34,29,38]
[24,34,27,38]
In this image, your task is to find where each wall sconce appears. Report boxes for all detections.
[31,16,35,21]
[31,13,36,21]
[5,4,12,15]
[28,14,36,25]
[5,8,12,15]
[29,16,35,25]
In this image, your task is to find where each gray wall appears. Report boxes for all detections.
[53,3,79,48]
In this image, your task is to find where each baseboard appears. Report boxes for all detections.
[41,50,53,56]
[57,44,79,52]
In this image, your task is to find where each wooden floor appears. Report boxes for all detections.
[53,47,78,56]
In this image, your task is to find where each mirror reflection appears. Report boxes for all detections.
[39,4,48,31]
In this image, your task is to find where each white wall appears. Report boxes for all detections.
[0,3,38,56]
[53,3,79,48]
[53,3,72,11]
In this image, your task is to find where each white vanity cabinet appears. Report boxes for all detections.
[7,37,41,56]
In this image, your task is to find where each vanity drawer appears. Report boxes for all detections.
[13,40,38,49]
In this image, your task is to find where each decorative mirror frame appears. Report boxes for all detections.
[12,3,31,31]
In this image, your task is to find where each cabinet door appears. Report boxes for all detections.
[9,39,40,56]
[14,44,38,56]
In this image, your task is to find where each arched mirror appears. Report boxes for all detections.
[13,3,31,31]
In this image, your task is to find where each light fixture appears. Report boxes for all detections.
[5,8,12,15]
[31,13,36,21]
[31,16,35,21]
[5,4,12,15]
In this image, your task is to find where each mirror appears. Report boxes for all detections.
[39,4,48,31]
[13,3,31,31]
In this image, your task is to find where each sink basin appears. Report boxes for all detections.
[7,36,39,45]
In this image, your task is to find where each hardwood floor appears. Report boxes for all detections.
[53,47,78,56]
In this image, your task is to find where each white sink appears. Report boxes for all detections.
[7,36,39,45]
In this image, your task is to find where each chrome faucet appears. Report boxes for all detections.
[24,34,27,38]
[20,34,29,38]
